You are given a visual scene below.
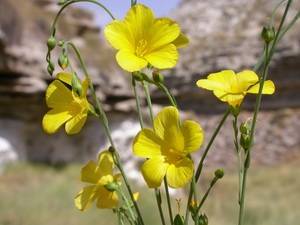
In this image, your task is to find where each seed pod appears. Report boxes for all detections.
[47,36,56,51]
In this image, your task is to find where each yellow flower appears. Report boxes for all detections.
[196,70,275,107]
[104,4,189,72]
[42,72,92,135]
[133,106,204,188]
[75,150,120,210]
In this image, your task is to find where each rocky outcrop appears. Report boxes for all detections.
[0,0,299,171]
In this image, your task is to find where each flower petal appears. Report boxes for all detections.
[56,72,72,85]
[172,33,189,48]
[65,113,87,135]
[96,186,119,209]
[181,120,204,153]
[116,50,148,72]
[125,4,154,40]
[166,157,194,188]
[45,80,73,108]
[247,80,275,95]
[81,161,101,184]
[236,70,259,91]
[213,90,244,107]
[144,44,178,69]
[97,151,114,177]
[74,185,98,211]
[153,106,184,151]
[141,156,168,188]
[104,20,134,51]
[81,78,89,97]
[148,18,180,51]
[42,109,72,134]
[133,128,163,158]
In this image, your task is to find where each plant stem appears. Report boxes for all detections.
[67,42,144,225]
[164,177,174,225]
[132,77,144,128]
[51,0,114,35]
[195,176,219,215]
[118,188,137,225]
[157,82,178,107]
[195,109,230,181]
[141,80,167,225]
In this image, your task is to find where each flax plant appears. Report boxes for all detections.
[43,0,299,225]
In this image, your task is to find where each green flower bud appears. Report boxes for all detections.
[240,133,251,151]
[104,182,119,192]
[71,73,82,96]
[47,61,55,76]
[261,26,275,43]
[198,214,208,225]
[215,169,224,179]
[174,214,184,225]
[152,70,164,83]
[58,54,69,70]
[47,36,56,51]
[240,120,251,135]
[132,72,144,81]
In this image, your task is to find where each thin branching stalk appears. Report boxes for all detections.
[132,77,144,128]
[67,42,145,225]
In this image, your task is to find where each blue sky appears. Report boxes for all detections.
[79,0,180,26]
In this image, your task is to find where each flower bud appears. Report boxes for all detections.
[214,169,224,179]
[174,214,184,225]
[261,26,275,43]
[152,70,164,83]
[240,120,251,135]
[198,214,208,225]
[132,72,144,81]
[240,133,251,151]
[47,36,56,51]
[58,54,69,70]
[71,73,82,96]
[47,61,55,76]
[104,182,119,192]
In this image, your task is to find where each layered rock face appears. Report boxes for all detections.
[0,0,299,171]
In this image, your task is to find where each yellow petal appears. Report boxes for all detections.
[148,18,180,51]
[46,80,73,108]
[181,120,204,153]
[116,50,148,72]
[42,109,72,134]
[125,4,154,40]
[236,70,259,90]
[81,161,101,184]
[74,185,98,211]
[144,44,178,69]
[197,70,236,93]
[172,33,189,48]
[56,72,72,85]
[213,90,244,107]
[133,128,163,158]
[166,157,194,188]
[81,78,89,97]
[104,20,134,51]
[97,151,114,177]
[153,106,184,151]
[133,192,140,201]
[65,113,87,135]
[247,80,275,95]
[96,186,119,209]
[141,156,168,188]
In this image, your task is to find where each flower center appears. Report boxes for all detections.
[135,39,148,57]
[165,148,185,163]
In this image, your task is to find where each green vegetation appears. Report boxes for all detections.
[0,160,299,225]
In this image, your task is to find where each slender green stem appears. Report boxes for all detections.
[141,80,167,225]
[118,189,137,224]
[51,0,114,35]
[254,0,293,71]
[195,176,219,215]
[164,177,174,225]
[195,109,230,181]
[67,42,144,225]
[132,77,144,128]
[142,81,154,124]
[157,82,178,107]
